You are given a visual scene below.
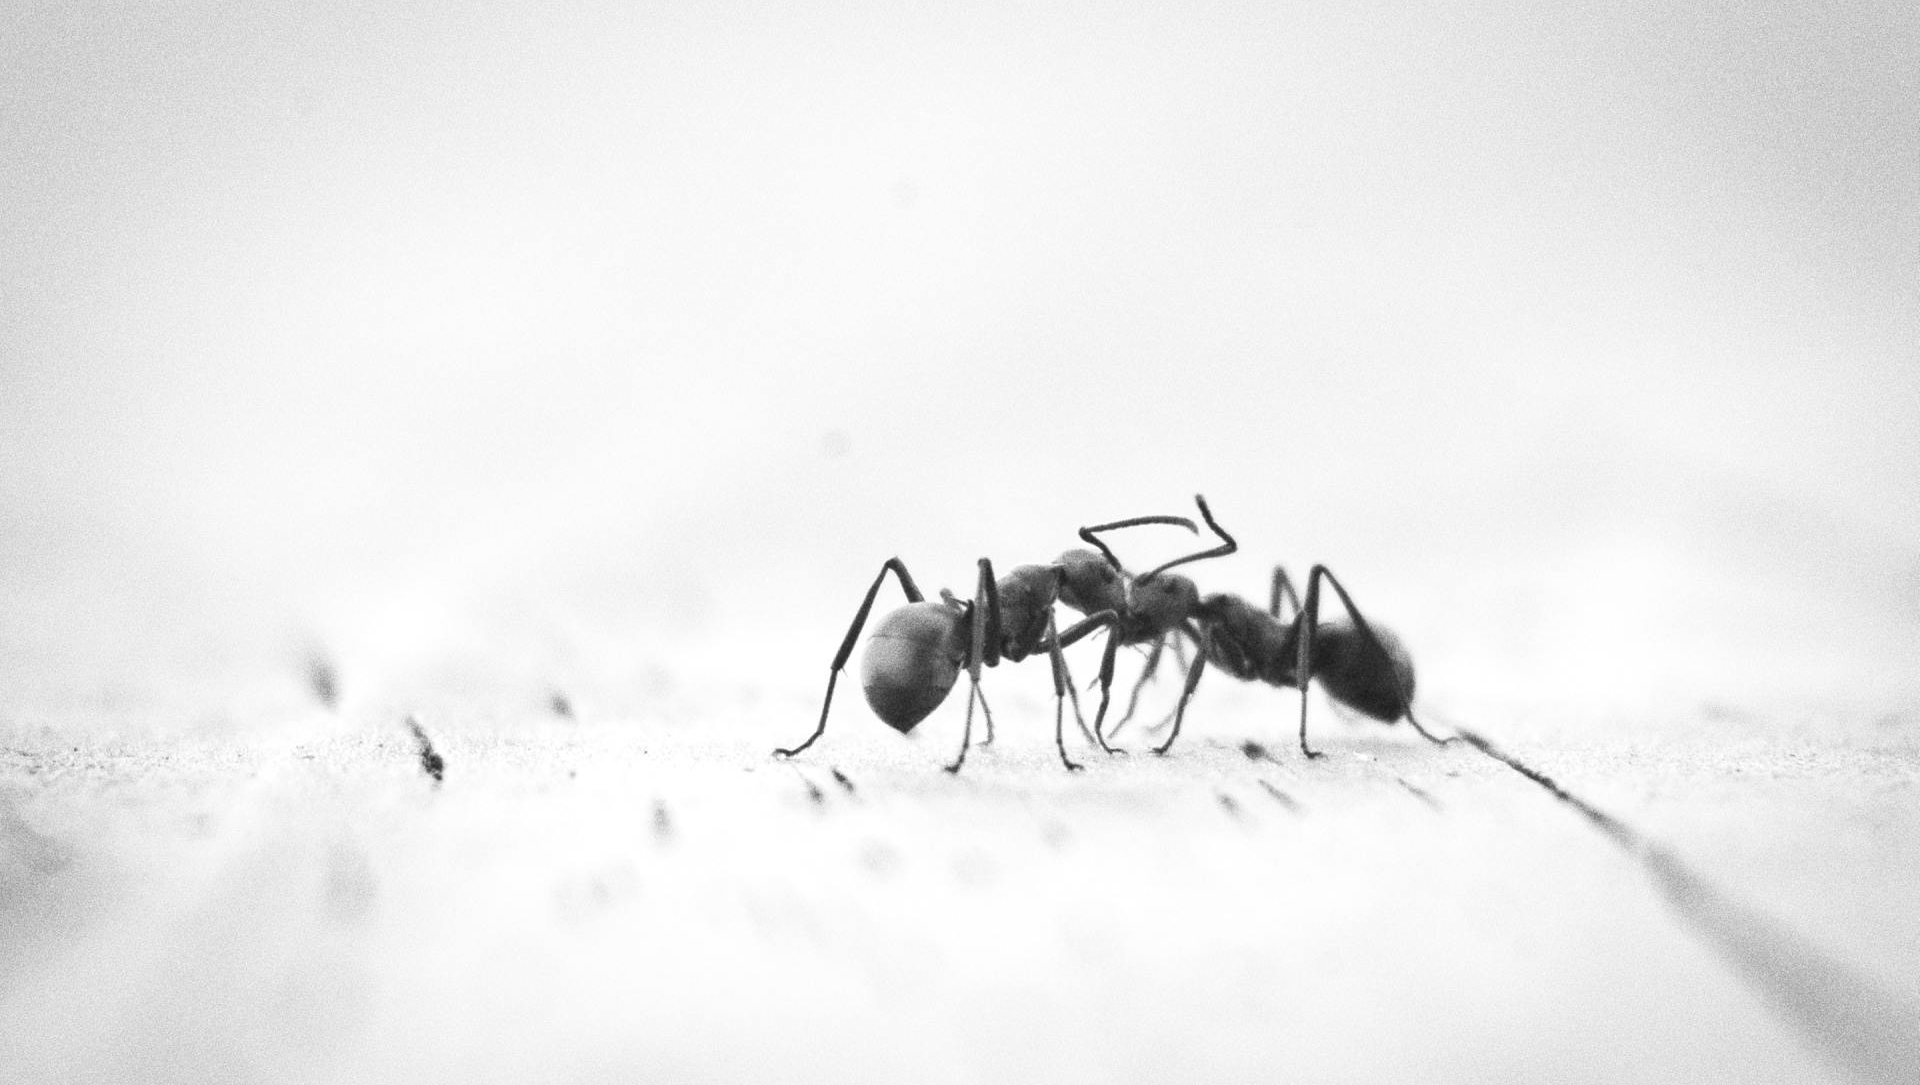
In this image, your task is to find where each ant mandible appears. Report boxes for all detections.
[1079,495,1460,759]
[772,512,1202,774]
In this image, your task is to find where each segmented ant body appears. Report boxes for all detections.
[773,515,1200,773]
[1085,496,1458,759]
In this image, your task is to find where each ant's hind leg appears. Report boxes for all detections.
[1294,573,1327,760]
[1310,564,1456,745]
[944,559,995,774]
[777,558,925,759]
[974,557,1006,747]
[1269,566,1301,620]
[945,685,981,774]
[1297,565,1458,756]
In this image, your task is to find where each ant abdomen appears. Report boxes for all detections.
[860,602,967,733]
[1309,621,1417,722]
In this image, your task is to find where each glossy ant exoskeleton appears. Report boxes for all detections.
[1079,495,1459,759]
[773,514,1202,774]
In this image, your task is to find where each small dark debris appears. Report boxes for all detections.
[403,715,445,786]
[652,800,673,842]
[1257,780,1301,813]
[802,779,826,806]
[1241,740,1280,765]
[829,767,857,796]
[306,654,339,710]
[1216,791,1243,819]
[550,691,575,719]
[1396,777,1441,811]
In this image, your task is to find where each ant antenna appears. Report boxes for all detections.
[1078,514,1197,572]
[1137,495,1237,583]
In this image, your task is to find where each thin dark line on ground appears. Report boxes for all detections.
[1393,776,1441,811]
[1255,779,1302,813]
[1459,728,1920,1085]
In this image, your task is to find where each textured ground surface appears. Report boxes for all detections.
[3,678,1916,1085]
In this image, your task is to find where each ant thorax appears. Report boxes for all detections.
[1055,549,1125,617]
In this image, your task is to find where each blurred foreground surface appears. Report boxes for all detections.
[2,684,1916,1085]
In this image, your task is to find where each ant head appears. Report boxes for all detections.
[1129,572,1200,625]
[1055,548,1125,616]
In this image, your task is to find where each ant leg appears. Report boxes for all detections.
[1047,610,1114,747]
[1303,565,1457,748]
[1064,663,1095,746]
[776,558,924,758]
[944,558,998,774]
[946,685,980,774]
[1053,609,1125,754]
[1152,625,1209,755]
[1294,571,1326,760]
[975,558,1005,746]
[1044,611,1084,771]
[1107,635,1167,740]
[1269,566,1301,620]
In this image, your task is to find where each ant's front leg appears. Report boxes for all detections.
[1105,634,1166,740]
[777,558,925,759]
[1053,609,1122,754]
[1152,622,1210,756]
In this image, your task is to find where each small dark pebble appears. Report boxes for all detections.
[404,715,445,786]
[306,654,339,710]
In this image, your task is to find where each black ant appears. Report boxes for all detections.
[772,513,1202,773]
[1050,505,1237,750]
[1078,495,1459,759]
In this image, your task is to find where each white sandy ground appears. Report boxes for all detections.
[3,667,1917,1085]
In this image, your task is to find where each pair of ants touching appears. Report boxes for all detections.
[773,496,1458,773]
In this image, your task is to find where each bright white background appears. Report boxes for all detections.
[5,0,1917,723]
